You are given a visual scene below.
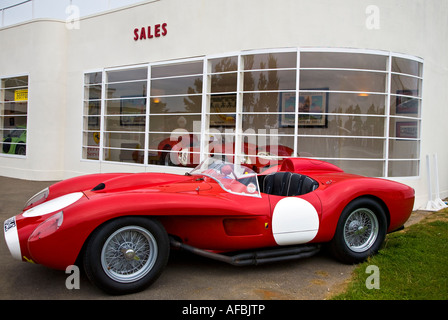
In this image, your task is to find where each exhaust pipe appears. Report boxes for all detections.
[170,238,320,266]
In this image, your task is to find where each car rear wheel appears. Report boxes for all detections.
[83,217,169,295]
[329,198,387,264]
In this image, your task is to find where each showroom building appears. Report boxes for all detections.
[0,0,447,209]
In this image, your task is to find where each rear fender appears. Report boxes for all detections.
[314,178,414,242]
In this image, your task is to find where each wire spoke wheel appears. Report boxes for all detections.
[330,198,387,264]
[84,217,169,295]
[343,208,379,253]
[101,226,158,283]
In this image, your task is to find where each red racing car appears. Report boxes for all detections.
[3,158,414,295]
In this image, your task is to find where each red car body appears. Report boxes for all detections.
[4,158,414,294]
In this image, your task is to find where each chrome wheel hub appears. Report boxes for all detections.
[101,226,158,283]
[343,208,379,253]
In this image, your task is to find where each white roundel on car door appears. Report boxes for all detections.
[272,197,319,246]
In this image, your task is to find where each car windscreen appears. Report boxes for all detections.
[190,158,261,198]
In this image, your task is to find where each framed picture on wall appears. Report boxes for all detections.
[279,92,296,127]
[209,94,236,127]
[120,97,146,126]
[280,89,328,127]
[396,90,418,114]
[396,121,418,139]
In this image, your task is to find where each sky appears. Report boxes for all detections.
[0,0,147,11]
[0,0,147,25]
[0,0,31,10]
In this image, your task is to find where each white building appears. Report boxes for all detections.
[0,0,447,210]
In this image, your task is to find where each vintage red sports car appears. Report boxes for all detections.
[3,158,414,295]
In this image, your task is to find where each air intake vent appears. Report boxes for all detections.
[91,183,105,191]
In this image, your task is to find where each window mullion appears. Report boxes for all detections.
[99,70,106,163]
[384,52,392,177]
[144,65,151,166]
[234,53,243,165]
[200,58,209,163]
[294,49,300,157]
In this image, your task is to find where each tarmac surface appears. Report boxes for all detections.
[0,176,431,300]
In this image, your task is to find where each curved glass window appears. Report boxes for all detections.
[82,49,423,177]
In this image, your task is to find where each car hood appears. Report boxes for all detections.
[86,172,212,196]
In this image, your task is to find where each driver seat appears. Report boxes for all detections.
[262,172,292,196]
[261,172,318,196]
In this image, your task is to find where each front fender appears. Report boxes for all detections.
[45,173,127,202]
[26,192,175,269]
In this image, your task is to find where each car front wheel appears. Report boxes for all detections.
[330,198,387,264]
[83,217,170,295]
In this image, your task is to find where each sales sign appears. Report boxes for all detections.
[14,89,28,101]
[133,23,167,41]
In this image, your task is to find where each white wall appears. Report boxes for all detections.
[1,0,447,209]
[0,20,67,180]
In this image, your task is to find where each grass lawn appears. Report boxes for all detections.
[332,208,448,300]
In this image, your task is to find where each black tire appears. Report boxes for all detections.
[329,198,387,264]
[2,138,11,153]
[83,217,170,295]
[160,149,176,166]
[15,144,26,155]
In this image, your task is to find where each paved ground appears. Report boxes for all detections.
[0,176,431,300]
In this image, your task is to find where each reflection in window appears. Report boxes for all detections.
[210,73,238,93]
[392,57,422,76]
[151,76,202,96]
[206,57,238,162]
[149,60,203,166]
[244,70,296,91]
[152,61,203,78]
[238,52,297,168]
[107,68,148,82]
[106,81,147,99]
[82,72,102,160]
[388,160,419,177]
[388,56,422,176]
[243,52,297,70]
[390,95,420,117]
[324,92,386,115]
[104,68,147,164]
[300,52,387,70]
[327,159,385,177]
[298,137,384,159]
[391,75,421,97]
[298,114,385,137]
[300,70,387,92]
[150,96,202,114]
